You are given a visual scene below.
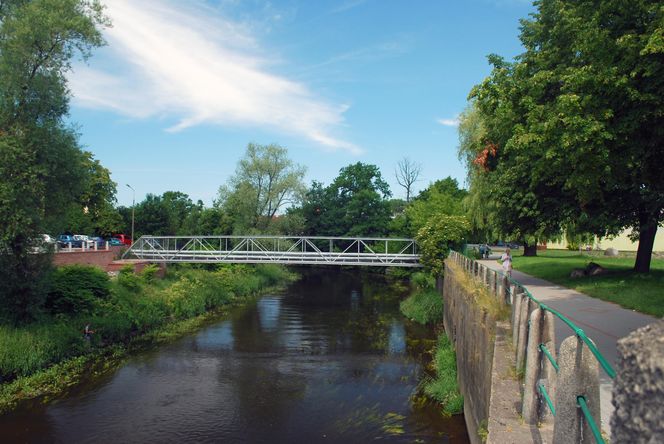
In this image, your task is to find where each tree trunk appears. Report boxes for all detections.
[634,216,658,273]
[523,240,538,257]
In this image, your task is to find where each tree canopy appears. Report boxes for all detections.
[302,162,393,237]
[463,0,664,269]
[0,0,108,321]
[218,143,306,233]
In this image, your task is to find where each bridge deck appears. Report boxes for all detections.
[123,235,422,267]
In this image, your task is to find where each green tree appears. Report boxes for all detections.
[181,200,232,235]
[416,215,470,273]
[218,143,306,232]
[58,152,122,236]
[0,0,108,321]
[466,0,664,267]
[302,162,392,237]
[133,193,170,237]
[406,178,467,234]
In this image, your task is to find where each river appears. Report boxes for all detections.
[2,268,469,443]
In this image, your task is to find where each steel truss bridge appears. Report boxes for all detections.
[123,236,421,267]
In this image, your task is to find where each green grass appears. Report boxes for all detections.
[399,271,443,325]
[400,290,443,325]
[511,250,664,317]
[422,333,463,416]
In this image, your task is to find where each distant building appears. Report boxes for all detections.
[547,227,664,252]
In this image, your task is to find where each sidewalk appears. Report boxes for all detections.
[478,258,659,436]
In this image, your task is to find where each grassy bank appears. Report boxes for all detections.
[423,334,463,416]
[399,271,462,415]
[511,250,664,317]
[0,263,295,413]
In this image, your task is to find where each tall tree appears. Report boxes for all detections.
[0,0,108,321]
[395,157,421,202]
[218,143,306,232]
[468,0,664,268]
[302,162,392,237]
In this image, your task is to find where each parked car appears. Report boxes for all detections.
[108,237,123,246]
[58,234,81,248]
[31,234,55,253]
[73,234,94,248]
[113,234,132,246]
[88,236,106,248]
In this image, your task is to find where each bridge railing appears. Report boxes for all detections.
[123,235,422,267]
[449,251,609,444]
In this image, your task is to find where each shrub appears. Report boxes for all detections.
[46,265,110,315]
[416,215,470,273]
[400,289,443,324]
[163,277,207,319]
[117,265,141,291]
[411,271,435,290]
[141,264,161,283]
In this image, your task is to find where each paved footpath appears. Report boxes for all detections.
[478,258,659,436]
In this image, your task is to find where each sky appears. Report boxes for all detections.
[67,0,535,207]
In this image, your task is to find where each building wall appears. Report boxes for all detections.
[547,227,664,252]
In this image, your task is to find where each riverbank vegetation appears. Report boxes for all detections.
[424,334,463,416]
[399,272,442,325]
[400,271,463,416]
[0,263,294,413]
[512,250,664,317]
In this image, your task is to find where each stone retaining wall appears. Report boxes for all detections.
[442,262,496,443]
[443,259,550,443]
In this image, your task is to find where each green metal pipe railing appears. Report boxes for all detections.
[578,396,606,444]
[538,343,559,372]
[450,251,611,443]
[538,383,556,416]
[469,255,617,380]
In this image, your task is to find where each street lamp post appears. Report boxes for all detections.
[126,184,135,245]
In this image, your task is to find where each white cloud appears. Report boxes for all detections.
[69,0,360,154]
[437,117,460,127]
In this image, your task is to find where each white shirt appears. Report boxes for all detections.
[501,253,512,271]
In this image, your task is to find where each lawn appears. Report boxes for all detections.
[511,250,664,317]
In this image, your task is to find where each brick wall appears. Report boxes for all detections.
[53,246,125,271]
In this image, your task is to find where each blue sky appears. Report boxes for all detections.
[67,0,534,207]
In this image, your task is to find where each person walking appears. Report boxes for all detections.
[501,248,513,278]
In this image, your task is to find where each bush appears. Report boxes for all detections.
[46,265,110,315]
[141,264,161,283]
[416,215,470,273]
[117,265,141,291]
[400,289,443,324]
[411,271,435,290]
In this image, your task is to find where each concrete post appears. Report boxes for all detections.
[522,309,557,424]
[553,336,601,444]
[512,290,524,349]
[611,320,664,443]
[509,283,517,305]
[501,276,510,305]
[522,308,543,423]
[540,311,557,423]
[515,297,531,370]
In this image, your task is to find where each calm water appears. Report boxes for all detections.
[2,269,469,443]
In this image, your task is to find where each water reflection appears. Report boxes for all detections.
[0,268,469,443]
